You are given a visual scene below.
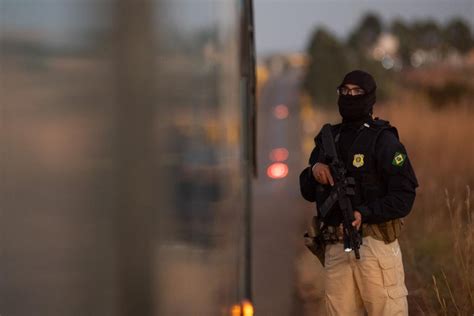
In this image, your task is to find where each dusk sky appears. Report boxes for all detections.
[1,1,473,57]
[254,0,474,56]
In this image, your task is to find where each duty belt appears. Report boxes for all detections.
[362,219,403,244]
[323,218,403,245]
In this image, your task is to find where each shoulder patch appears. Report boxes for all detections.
[392,152,406,167]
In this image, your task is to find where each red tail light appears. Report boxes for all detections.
[267,162,288,179]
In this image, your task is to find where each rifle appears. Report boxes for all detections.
[319,124,362,259]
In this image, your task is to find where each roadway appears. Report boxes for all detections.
[252,66,326,316]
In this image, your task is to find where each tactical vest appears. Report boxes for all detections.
[325,119,403,243]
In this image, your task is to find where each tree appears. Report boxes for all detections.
[303,27,350,108]
[390,19,415,66]
[412,20,443,51]
[444,18,473,54]
[347,13,383,52]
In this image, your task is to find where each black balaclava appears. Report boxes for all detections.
[337,70,377,122]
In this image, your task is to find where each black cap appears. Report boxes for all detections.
[339,70,377,93]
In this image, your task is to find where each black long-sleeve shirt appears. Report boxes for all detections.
[299,120,419,224]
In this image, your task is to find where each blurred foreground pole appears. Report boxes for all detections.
[113,0,157,315]
[241,0,257,302]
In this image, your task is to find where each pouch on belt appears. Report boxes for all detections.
[362,218,404,243]
[303,216,326,267]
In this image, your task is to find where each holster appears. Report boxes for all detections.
[303,216,326,267]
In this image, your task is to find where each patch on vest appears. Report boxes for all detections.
[392,152,406,167]
[352,154,365,168]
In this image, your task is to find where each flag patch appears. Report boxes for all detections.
[392,152,406,167]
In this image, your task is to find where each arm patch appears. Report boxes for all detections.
[392,152,406,167]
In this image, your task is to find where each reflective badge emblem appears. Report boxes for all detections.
[352,154,364,168]
[392,152,406,167]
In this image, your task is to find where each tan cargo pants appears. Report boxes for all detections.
[324,236,408,316]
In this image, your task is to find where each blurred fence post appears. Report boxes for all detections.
[241,0,257,302]
[113,0,157,315]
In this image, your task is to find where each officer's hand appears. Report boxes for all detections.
[312,163,334,186]
[352,211,362,230]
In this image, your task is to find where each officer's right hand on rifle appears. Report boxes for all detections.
[312,162,362,230]
[312,162,334,186]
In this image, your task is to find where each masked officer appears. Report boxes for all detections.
[299,70,418,316]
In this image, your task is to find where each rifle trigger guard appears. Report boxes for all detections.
[345,177,356,185]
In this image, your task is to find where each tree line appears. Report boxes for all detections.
[302,13,474,108]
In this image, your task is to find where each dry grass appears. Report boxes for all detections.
[375,92,474,315]
[428,187,473,316]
